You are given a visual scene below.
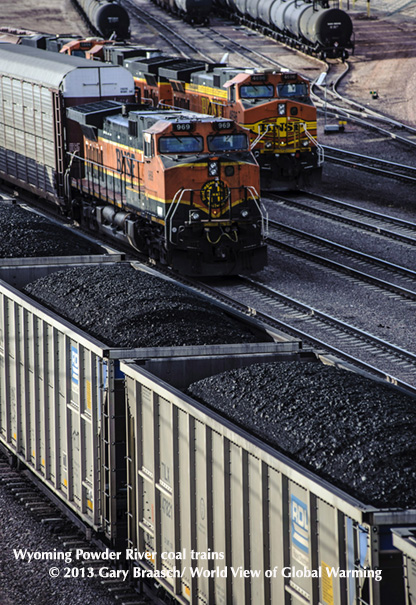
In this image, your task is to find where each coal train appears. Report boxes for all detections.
[126,55,322,189]
[72,0,130,39]
[0,44,267,276]
[0,257,415,605]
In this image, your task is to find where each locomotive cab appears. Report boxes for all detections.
[67,101,267,276]
[223,71,322,189]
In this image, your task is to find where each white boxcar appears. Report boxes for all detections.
[0,44,134,204]
[0,261,300,547]
[122,359,416,605]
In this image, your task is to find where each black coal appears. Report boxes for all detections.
[0,201,101,257]
[188,361,416,508]
[23,264,268,347]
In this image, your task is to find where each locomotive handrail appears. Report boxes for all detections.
[303,124,324,167]
[165,185,268,245]
[250,124,271,150]
[165,188,190,245]
[246,186,269,238]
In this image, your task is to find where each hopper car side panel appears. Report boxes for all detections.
[0,285,108,533]
[392,529,416,605]
[122,362,411,605]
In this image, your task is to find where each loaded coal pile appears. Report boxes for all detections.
[188,361,416,508]
[0,201,102,257]
[23,263,269,347]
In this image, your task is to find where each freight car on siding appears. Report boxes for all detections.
[217,0,354,60]
[152,0,212,25]
[0,259,295,549]
[127,56,322,189]
[72,0,130,39]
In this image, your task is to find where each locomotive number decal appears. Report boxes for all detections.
[201,180,229,208]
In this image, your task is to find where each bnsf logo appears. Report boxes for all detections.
[116,148,137,178]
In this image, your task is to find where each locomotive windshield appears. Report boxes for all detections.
[239,84,275,99]
[207,133,248,152]
[277,82,309,99]
[159,135,204,154]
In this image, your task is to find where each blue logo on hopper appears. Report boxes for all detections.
[291,495,309,554]
[71,346,79,387]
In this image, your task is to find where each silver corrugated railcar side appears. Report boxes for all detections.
[0,260,301,547]
[0,44,134,205]
[392,529,416,605]
[0,272,127,543]
[122,360,416,605]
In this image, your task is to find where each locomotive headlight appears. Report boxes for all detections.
[278,103,286,116]
[208,161,219,177]
[240,209,249,218]
[302,140,309,147]
[265,142,273,149]
[191,212,201,221]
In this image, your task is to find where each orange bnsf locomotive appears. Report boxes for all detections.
[67,101,268,275]
[125,56,322,189]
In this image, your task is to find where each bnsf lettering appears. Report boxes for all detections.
[201,97,224,117]
[116,148,136,178]
[258,122,301,133]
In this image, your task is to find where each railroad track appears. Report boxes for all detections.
[322,145,416,183]
[267,219,416,297]
[0,455,148,605]
[191,276,416,394]
[267,191,416,246]
[312,62,416,148]
[123,0,214,60]
[195,24,286,69]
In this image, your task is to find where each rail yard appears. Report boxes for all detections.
[0,2,416,605]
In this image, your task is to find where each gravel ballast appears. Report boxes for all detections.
[0,201,102,257]
[187,361,416,508]
[23,264,269,347]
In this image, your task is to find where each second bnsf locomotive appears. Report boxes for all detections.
[127,56,322,189]
[68,102,267,275]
